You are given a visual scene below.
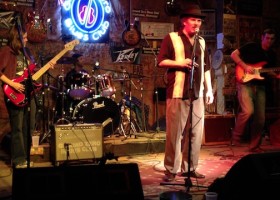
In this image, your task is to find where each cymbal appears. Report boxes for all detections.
[57,57,75,64]
[129,74,147,79]
[113,78,130,81]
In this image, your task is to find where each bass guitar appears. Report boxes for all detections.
[3,39,80,107]
[235,61,280,83]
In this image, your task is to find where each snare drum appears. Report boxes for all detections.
[96,74,116,97]
[72,97,120,137]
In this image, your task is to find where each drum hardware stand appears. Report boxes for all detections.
[119,99,138,140]
[40,72,54,143]
[56,64,70,125]
[91,62,100,97]
[139,77,147,132]
[119,70,139,140]
[38,54,59,143]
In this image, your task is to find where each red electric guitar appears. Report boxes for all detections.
[3,39,80,107]
[235,61,280,83]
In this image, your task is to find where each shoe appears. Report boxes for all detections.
[15,161,34,168]
[180,171,205,179]
[249,147,265,153]
[162,173,176,182]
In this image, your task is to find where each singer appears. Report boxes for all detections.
[157,3,214,182]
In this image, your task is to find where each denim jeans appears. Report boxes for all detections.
[232,83,265,150]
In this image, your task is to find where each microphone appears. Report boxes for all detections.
[195,28,199,35]
[64,143,71,148]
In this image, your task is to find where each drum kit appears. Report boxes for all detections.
[40,57,145,141]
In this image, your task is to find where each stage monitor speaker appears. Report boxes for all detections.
[12,163,144,200]
[208,151,280,200]
[50,124,104,166]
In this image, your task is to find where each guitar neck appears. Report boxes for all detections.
[32,48,68,81]
[259,67,280,73]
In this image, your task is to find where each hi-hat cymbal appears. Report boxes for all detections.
[57,57,75,64]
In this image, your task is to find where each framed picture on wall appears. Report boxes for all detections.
[140,22,174,40]
[200,9,216,39]
[237,15,262,47]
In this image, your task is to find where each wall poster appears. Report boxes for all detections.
[200,9,216,39]
[140,22,174,40]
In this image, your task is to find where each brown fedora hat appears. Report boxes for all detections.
[180,3,205,19]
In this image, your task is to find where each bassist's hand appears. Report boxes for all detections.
[12,82,25,93]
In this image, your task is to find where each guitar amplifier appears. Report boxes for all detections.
[203,114,235,145]
[50,123,104,165]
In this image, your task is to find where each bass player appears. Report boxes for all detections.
[0,22,55,168]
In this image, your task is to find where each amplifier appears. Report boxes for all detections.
[50,123,104,165]
[203,114,235,145]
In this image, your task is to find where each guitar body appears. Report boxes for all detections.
[122,26,141,46]
[235,61,267,83]
[3,64,42,107]
[3,39,80,107]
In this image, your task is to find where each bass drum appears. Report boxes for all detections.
[72,97,120,137]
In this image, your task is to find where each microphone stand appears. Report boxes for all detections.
[15,14,37,168]
[160,31,207,199]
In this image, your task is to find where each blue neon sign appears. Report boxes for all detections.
[62,0,111,43]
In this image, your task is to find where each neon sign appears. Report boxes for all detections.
[62,0,111,43]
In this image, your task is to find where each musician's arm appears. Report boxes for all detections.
[231,49,254,73]
[0,74,24,93]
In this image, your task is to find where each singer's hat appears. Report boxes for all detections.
[180,3,205,19]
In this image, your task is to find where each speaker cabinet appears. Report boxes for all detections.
[208,152,280,200]
[203,114,235,145]
[12,163,144,200]
[50,124,104,166]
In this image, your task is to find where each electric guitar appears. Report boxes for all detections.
[26,0,47,43]
[3,39,80,107]
[122,20,141,46]
[235,61,280,83]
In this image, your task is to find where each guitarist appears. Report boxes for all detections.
[0,23,54,168]
[231,28,280,152]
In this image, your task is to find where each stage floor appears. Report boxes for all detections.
[1,132,280,200]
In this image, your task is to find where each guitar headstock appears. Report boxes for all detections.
[64,39,80,50]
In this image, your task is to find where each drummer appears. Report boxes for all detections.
[64,54,91,116]
[65,53,88,90]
